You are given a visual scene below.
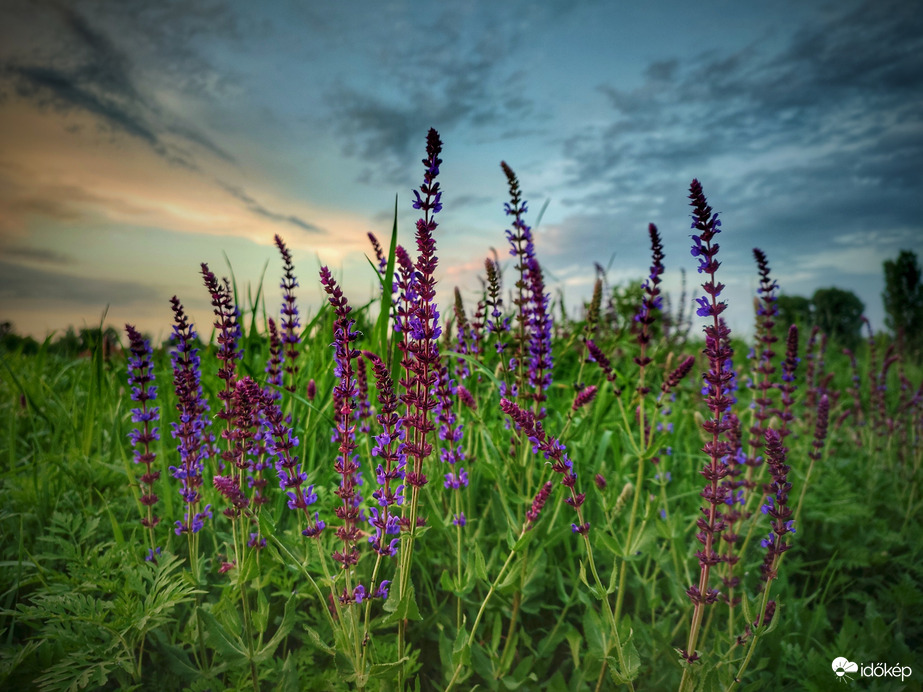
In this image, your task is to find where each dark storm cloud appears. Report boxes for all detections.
[1,1,236,167]
[0,260,158,304]
[560,0,923,270]
[218,182,326,235]
[570,0,923,189]
[327,7,536,182]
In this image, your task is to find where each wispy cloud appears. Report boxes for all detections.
[0,245,71,265]
[218,181,326,235]
[326,5,538,181]
[1,1,236,168]
[0,259,159,304]
[546,0,923,330]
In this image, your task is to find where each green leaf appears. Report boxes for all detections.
[254,593,297,663]
[582,607,605,656]
[198,608,249,664]
[565,628,581,669]
[369,657,409,680]
[440,569,455,593]
[511,527,536,552]
[382,581,422,624]
[472,541,489,582]
[593,529,622,559]
[741,592,755,629]
[372,196,399,359]
[303,624,335,656]
[254,586,270,634]
[452,623,471,668]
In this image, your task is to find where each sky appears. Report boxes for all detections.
[1,0,921,343]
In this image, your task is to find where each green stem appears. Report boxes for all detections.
[445,531,523,692]
[725,582,776,692]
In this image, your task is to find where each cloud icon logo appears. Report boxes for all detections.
[832,657,859,681]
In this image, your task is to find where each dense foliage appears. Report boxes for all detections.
[1,131,921,691]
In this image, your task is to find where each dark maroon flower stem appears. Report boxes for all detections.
[682,180,733,674]
[395,129,444,688]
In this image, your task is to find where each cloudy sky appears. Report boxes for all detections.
[1,0,921,341]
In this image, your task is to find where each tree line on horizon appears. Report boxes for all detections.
[2,249,923,361]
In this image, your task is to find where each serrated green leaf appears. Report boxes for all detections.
[304,624,335,656]
[472,541,489,582]
[511,527,536,552]
[582,607,605,655]
[199,609,249,664]
[565,628,581,669]
[368,657,409,679]
[382,582,422,623]
[452,624,471,668]
[594,529,623,558]
[255,593,297,663]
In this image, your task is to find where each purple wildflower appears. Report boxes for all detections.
[683,180,733,660]
[374,580,391,600]
[368,232,388,277]
[265,317,283,400]
[263,364,326,538]
[758,429,794,584]
[399,128,444,525]
[500,399,588,532]
[572,385,598,411]
[586,338,622,395]
[501,161,553,413]
[526,481,554,528]
[213,474,249,512]
[168,297,214,537]
[634,224,666,392]
[362,350,405,557]
[274,235,300,393]
[661,355,695,399]
[777,325,800,437]
[126,324,161,556]
[320,266,362,569]
[201,263,241,472]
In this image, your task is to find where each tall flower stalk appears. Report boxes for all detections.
[498,399,634,688]
[274,235,300,395]
[201,263,241,475]
[611,222,668,625]
[168,297,213,576]
[500,161,553,414]
[728,428,793,689]
[319,267,363,579]
[125,324,161,562]
[681,180,734,678]
[388,128,445,686]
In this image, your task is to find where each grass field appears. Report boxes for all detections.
[1,130,921,691]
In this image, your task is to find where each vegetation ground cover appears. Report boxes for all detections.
[1,130,921,691]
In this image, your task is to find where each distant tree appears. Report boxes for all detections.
[811,287,864,349]
[51,327,82,357]
[776,294,812,330]
[610,282,650,336]
[0,322,39,355]
[882,249,923,360]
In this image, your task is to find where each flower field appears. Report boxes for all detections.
[1,129,921,691]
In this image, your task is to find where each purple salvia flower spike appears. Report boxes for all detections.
[125,323,161,559]
[274,235,300,393]
[320,266,363,570]
[168,297,213,539]
[683,179,734,664]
